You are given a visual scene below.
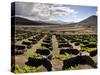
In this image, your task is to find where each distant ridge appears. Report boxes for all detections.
[11,16,49,25]
[78,15,97,26]
[11,16,69,25]
[11,15,97,26]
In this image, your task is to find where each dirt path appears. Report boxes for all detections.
[68,40,81,50]
[25,35,47,55]
[15,35,47,68]
[51,35,63,71]
[92,55,97,63]
[78,64,92,69]
[15,36,33,45]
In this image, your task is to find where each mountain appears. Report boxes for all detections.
[11,16,70,25]
[11,16,49,25]
[11,15,97,26]
[78,15,97,26]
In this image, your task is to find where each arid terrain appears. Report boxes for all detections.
[11,24,97,73]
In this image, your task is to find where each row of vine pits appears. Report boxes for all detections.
[12,32,97,73]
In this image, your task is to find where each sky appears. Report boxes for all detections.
[14,2,97,23]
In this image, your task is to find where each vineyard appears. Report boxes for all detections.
[11,26,97,73]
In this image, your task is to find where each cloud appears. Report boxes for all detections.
[15,2,78,21]
[50,6,78,18]
[31,3,51,20]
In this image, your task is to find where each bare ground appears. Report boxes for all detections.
[51,35,63,71]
